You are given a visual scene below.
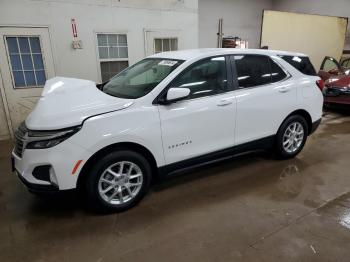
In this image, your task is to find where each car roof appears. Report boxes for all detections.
[148,48,308,61]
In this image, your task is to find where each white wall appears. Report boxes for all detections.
[0,0,198,140]
[199,0,272,48]
[272,0,350,50]
[0,0,199,82]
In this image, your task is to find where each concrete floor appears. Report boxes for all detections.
[1,110,350,262]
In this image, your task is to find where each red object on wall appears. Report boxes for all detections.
[71,18,78,38]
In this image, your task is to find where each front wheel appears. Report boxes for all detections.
[85,150,152,212]
[275,115,308,159]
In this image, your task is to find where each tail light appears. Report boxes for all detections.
[316,79,325,90]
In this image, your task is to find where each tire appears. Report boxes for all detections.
[85,150,152,213]
[275,115,308,159]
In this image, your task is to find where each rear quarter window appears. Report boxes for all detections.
[279,55,317,76]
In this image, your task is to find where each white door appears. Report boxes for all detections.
[144,29,181,56]
[232,55,296,145]
[0,27,55,132]
[158,56,236,165]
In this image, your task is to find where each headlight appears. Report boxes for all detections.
[26,126,81,149]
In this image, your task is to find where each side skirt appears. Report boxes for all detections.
[158,135,275,177]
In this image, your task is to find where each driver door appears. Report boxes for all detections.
[157,56,237,165]
[319,56,342,81]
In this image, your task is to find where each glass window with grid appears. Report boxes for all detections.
[154,38,178,53]
[6,36,47,88]
[97,34,129,82]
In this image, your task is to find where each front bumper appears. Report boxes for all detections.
[12,139,89,191]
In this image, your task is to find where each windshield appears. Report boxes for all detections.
[102,58,183,99]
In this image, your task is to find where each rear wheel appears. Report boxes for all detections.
[275,115,308,159]
[85,150,151,212]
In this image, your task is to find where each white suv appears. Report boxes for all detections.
[12,49,323,212]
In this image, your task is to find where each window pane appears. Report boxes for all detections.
[270,59,287,83]
[30,37,41,53]
[102,59,178,98]
[13,71,25,87]
[35,70,46,85]
[171,38,178,51]
[118,34,127,45]
[234,55,270,88]
[108,34,118,45]
[171,56,227,99]
[21,54,33,70]
[280,55,316,76]
[98,47,108,59]
[323,59,339,71]
[118,47,128,58]
[109,46,118,58]
[24,71,36,86]
[18,37,30,53]
[10,54,22,70]
[97,34,107,46]
[163,39,170,51]
[33,54,44,69]
[155,39,162,53]
[6,37,19,53]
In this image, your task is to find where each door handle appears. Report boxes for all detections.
[217,99,233,106]
[278,87,291,93]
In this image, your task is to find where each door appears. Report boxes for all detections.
[157,56,236,165]
[144,29,181,56]
[231,55,296,145]
[0,27,55,133]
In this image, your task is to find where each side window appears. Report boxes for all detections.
[234,55,270,88]
[171,56,228,99]
[322,58,339,72]
[270,59,287,83]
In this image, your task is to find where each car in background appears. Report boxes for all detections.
[318,56,350,106]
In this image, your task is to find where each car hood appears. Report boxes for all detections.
[26,77,134,130]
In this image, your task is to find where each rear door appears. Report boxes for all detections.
[231,54,296,145]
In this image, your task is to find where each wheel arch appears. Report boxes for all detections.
[282,109,313,135]
[77,142,159,190]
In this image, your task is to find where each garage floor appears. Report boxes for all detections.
[1,110,350,262]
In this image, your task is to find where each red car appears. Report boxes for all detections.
[318,56,350,106]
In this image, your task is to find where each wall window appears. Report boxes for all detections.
[171,56,227,99]
[154,38,178,53]
[97,34,129,82]
[6,36,46,88]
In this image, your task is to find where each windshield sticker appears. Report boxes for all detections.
[158,60,178,66]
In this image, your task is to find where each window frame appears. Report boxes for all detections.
[153,55,234,105]
[230,54,290,90]
[4,35,47,89]
[154,37,178,53]
[95,32,129,83]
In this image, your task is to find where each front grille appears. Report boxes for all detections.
[14,122,28,158]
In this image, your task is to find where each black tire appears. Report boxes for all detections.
[275,115,308,159]
[85,150,152,213]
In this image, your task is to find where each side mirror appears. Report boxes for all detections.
[163,87,190,104]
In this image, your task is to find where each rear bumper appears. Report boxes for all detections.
[310,118,321,135]
[323,87,350,105]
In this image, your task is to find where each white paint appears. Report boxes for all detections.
[13,49,323,190]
